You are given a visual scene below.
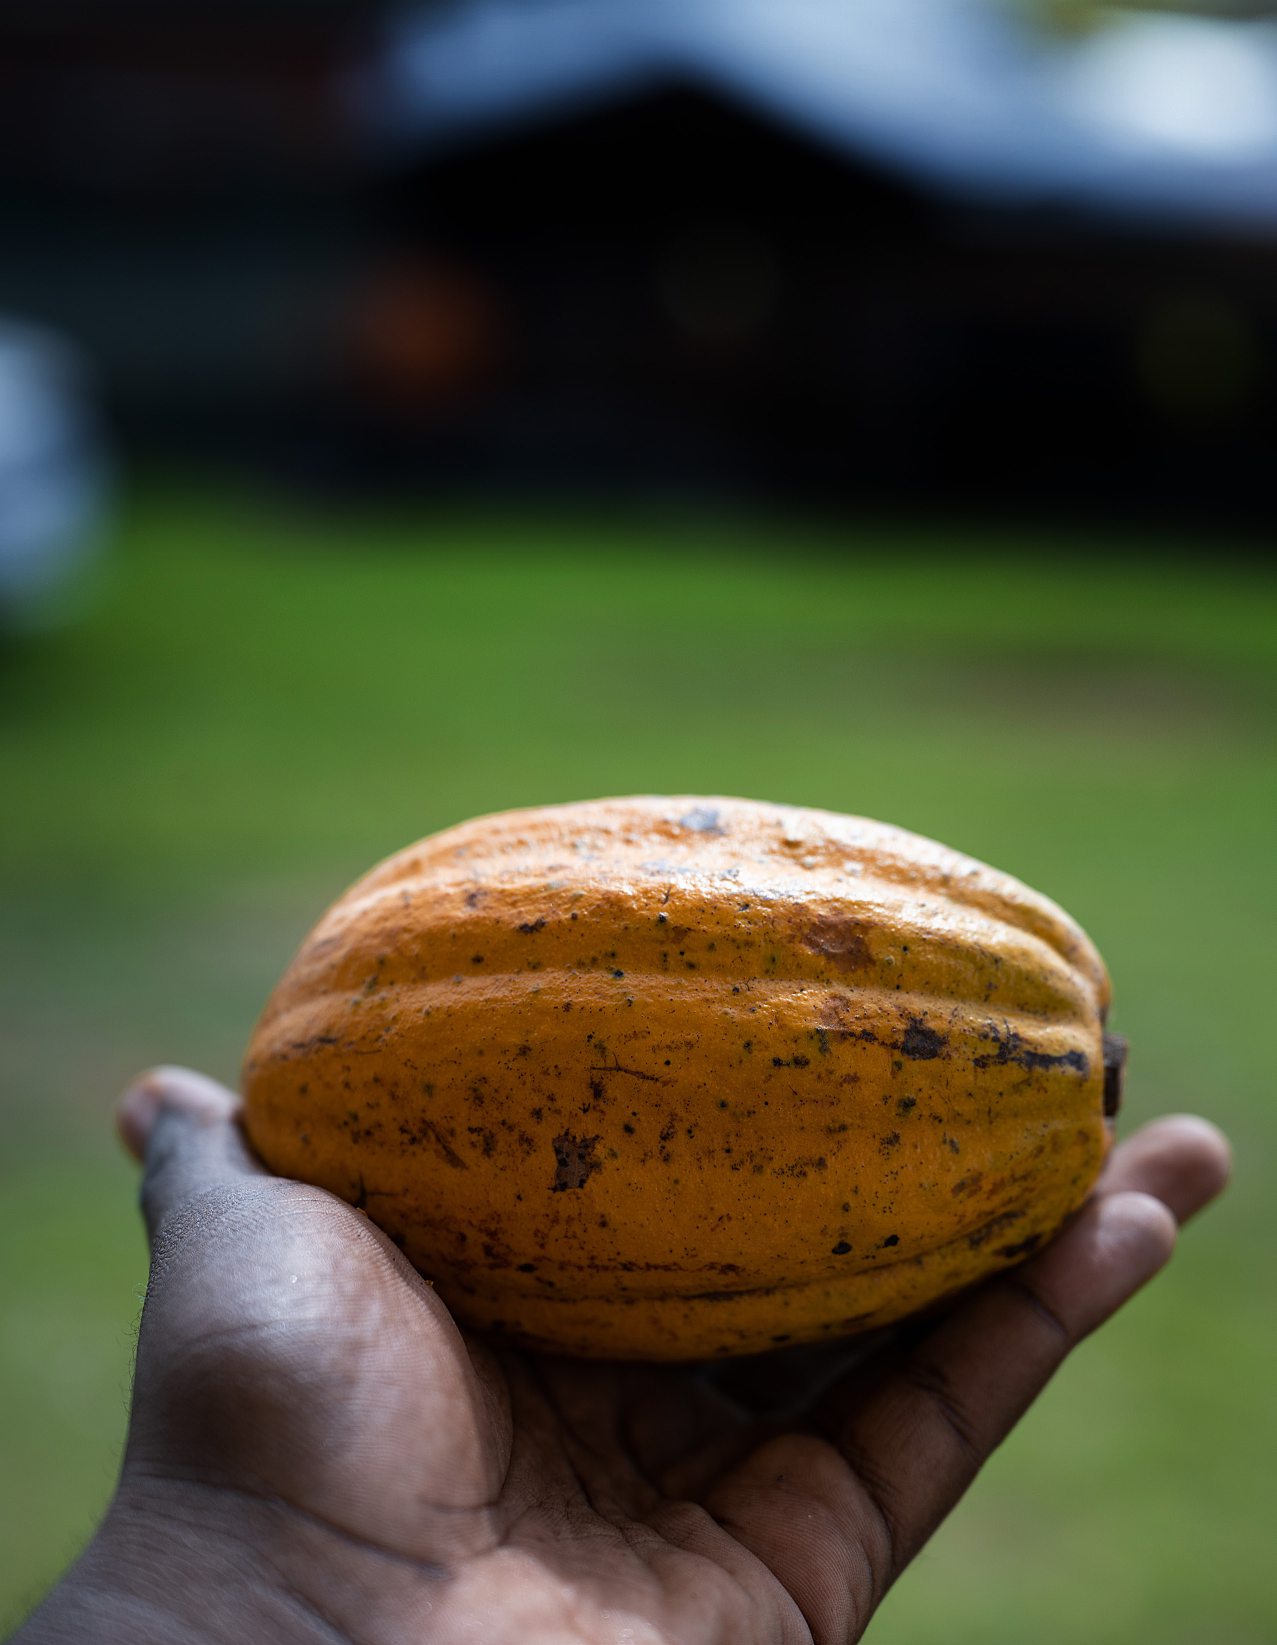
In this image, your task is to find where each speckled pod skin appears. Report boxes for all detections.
[242,797,1114,1361]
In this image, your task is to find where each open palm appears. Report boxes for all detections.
[22,1068,1228,1645]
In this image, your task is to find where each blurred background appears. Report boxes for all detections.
[2,2,1274,1639]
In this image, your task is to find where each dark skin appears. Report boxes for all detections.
[15,1068,1229,1645]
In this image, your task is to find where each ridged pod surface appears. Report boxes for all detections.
[242,797,1117,1360]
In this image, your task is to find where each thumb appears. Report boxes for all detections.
[118,1066,266,1245]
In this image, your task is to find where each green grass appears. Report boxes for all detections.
[2,480,1275,1638]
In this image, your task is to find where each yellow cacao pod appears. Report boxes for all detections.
[242,797,1121,1360]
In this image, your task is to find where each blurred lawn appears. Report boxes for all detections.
[2,481,1274,1639]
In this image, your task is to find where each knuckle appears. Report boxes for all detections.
[144,1179,283,1283]
[826,1428,903,1590]
[897,1357,984,1465]
[1003,1273,1074,1347]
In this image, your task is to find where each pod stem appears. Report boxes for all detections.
[1103,1033,1127,1118]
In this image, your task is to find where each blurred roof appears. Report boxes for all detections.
[358,0,1277,226]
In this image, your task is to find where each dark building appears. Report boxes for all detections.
[2,7,1275,525]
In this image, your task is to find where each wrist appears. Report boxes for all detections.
[12,1475,338,1645]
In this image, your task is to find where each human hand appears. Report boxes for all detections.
[16,1068,1229,1645]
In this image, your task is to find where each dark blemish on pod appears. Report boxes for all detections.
[974,1025,1089,1076]
[550,1131,602,1191]
[897,1095,917,1115]
[466,1126,496,1158]
[996,1234,1043,1260]
[516,1262,536,1273]
[900,1018,947,1060]
[400,1119,468,1170]
[773,1155,827,1179]
[517,918,547,934]
[590,1059,659,1082]
[805,915,873,972]
[881,1234,900,1248]
[831,1240,853,1255]
[771,1054,810,1068]
[967,1211,1023,1249]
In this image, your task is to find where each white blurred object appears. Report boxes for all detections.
[358,0,1277,225]
[1061,15,1277,159]
[0,321,112,628]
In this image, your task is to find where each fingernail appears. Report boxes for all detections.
[116,1071,168,1160]
[115,1066,238,1160]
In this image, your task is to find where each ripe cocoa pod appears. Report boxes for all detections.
[242,797,1120,1359]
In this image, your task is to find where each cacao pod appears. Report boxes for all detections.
[242,797,1122,1360]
